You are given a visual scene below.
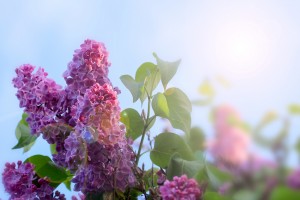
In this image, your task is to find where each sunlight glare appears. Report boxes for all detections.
[215,21,269,79]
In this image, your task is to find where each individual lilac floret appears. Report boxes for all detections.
[63,39,111,100]
[72,139,136,194]
[159,175,201,200]
[72,83,125,145]
[287,168,300,189]
[2,161,66,200]
[12,64,66,134]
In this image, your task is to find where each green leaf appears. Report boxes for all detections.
[25,155,69,184]
[120,108,144,141]
[23,141,36,153]
[166,153,205,180]
[135,62,157,82]
[198,79,215,97]
[150,132,195,168]
[143,168,159,190]
[187,127,205,152]
[152,93,169,118]
[255,111,277,131]
[153,53,180,90]
[295,138,300,154]
[63,179,71,191]
[233,190,259,200]
[191,99,213,106]
[163,88,192,134]
[203,192,230,200]
[152,88,192,134]
[13,113,37,150]
[120,75,143,102]
[288,104,300,115]
[270,186,300,200]
[205,164,232,188]
[135,62,161,103]
[253,111,278,147]
[50,143,57,154]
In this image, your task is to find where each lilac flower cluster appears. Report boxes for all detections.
[12,65,66,134]
[2,161,66,200]
[10,39,136,195]
[72,139,136,193]
[159,175,201,200]
[72,83,125,145]
[63,39,111,97]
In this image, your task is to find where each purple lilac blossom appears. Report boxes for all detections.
[12,65,66,134]
[72,83,125,145]
[63,132,86,172]
[2,161,66,200]
[63,39,112,114]
[159,175,201,200]
[71,138,136,194]
[63,39,111,95]
[41,123,77,169]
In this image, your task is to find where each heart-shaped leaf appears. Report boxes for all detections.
[166,153,205,180]
[150,132,194,168]
[120,75,143,102]
[152,88,192,134]
[13,113,37,151]
[120,108,144,141]
[153,53,180,90]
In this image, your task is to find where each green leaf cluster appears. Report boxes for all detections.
[13,113,37,152]
[121,54,192,135]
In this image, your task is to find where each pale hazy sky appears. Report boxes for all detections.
[1,0,300,198]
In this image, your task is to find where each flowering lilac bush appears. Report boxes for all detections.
[3,39,300,199]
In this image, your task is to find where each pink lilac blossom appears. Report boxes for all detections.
[72,138,136,194]
[12,65,66,134]
[208,105,250,166]
[2,161,65,200]
[63,39,112,103]
[72,83,125,145]
[159,175,201,200]
[214,104,241,132]
[62,39,115,127]
[287,168,300,190]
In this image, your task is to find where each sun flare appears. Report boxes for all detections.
[215,21,269,79]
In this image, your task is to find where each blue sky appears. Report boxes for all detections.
[1,0,300,198]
